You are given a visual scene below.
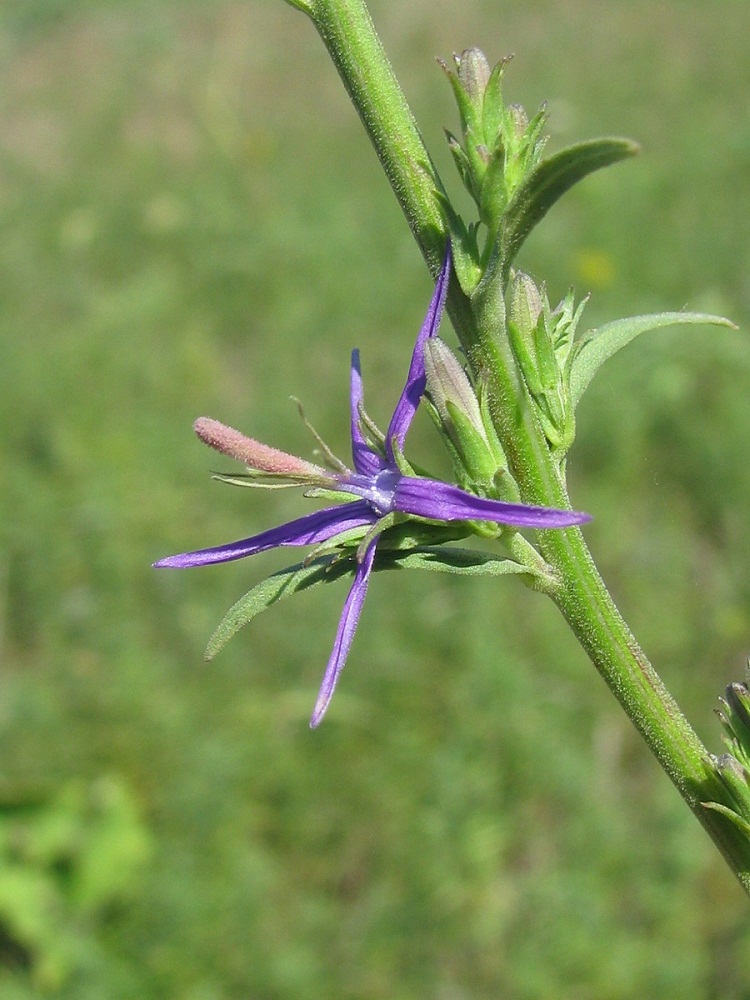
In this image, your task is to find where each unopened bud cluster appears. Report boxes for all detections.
[717,681,750,770]
[441,48,547,239]
[707,680,750,837]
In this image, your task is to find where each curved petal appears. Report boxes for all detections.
[386,243,452,460]
[309,538,378,728]
[393,476,591,529]
[350,349,384,477]
[153,501,375,569]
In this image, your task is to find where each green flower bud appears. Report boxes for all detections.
[507,272,575,454]
[424,337,510,493]
[718,680,750,771]
[457,47,491,105]
[510,271,543,337]
[424,337,483,430]
[705,753,750,835]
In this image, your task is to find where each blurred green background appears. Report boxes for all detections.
[1,0,750,996]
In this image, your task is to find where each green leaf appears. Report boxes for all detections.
[205,547,541,659]
[569,311,738,407]
[387,547,541,579]
[205,556,351,659]
[500,137,639,271]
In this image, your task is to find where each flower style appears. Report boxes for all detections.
[154,247,591,727]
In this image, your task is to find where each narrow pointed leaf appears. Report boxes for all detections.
[569,311,737,407]
[205,555,354,659]
[205,544,545,661]
[500,137,639,270]
[387,547,545,578]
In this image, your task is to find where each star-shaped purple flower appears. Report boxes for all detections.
[154,247,590,726]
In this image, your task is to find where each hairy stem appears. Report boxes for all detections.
[306,0,445,265]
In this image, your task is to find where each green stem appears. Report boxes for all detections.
[300,0,446,270]
[298,0,750,890]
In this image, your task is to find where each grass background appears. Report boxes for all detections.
[1,0,750,996]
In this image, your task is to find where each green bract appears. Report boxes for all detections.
[498,137,638,280]
[507,273,577,454]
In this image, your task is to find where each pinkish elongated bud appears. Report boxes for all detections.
[456,47,491,102]
[194,417,326,478]
[424,338,484,434]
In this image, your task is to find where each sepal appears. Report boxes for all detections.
[436,191,483,293]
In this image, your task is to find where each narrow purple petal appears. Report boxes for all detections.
[385,243,452,460]
[393,476,591,529]
[350,349,385,477]
[153,501,375,569]
[310,539,377,728]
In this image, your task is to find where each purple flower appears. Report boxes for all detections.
[154,247,590,727]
